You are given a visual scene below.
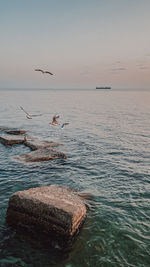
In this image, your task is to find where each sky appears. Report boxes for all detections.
[0,0,150,89]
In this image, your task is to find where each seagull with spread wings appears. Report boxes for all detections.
[35,69,54,75]
[50,115,60,126]
[20,106,43,119]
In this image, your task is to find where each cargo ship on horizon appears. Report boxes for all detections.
[96,86,111,89]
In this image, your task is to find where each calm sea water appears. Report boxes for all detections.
[0,89,150,267]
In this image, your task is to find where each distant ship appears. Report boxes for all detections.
[96,86,111,89]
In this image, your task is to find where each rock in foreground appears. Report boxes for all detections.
[6,185,86,240]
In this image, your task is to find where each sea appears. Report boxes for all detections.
[0,88,150,267]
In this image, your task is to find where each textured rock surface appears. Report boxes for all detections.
[4,130,27,135]
[24,140,62,151]
[0,133,66,162]
[0,127,27,135]
[0,136,24,146]
[15,148,67,162]
[6,185,86,238]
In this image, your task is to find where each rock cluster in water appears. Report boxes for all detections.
[0,127,66,162]
[1,127,90,247]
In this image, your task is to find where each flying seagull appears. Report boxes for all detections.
[35,69,54,75]
[61,122,69,128]
[50,115,60,126]
[20,106,43,119]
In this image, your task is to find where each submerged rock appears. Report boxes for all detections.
[0,127,27,135]
[0,136,24,146]
[0,133,66,162]
[6,185,86,240]
[4,129,27,135]
[15,148,67,162]
[24,140,62,151]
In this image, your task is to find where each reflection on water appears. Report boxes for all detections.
[0,89,150,266]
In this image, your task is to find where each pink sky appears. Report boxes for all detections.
[0,0,150,89]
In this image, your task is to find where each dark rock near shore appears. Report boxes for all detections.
[6,185,87,241]
[0,136,24,146]
[0,127,27,135]
[15,148,67,162]
[24,140,62,151]
[0,134,66,162]
[4,129,27,135]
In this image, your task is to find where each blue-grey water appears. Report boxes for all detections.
[0,89,150,267]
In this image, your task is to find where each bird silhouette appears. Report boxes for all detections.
[20,106,43,119]
[50,115,60,126]
[35,69,53,75]
[61,122,69,128]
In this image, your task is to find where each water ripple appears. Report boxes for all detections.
[0,89,150,266]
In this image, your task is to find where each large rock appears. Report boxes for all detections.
[6,185,86,239]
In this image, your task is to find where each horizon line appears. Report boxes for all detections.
[0,87,150,91]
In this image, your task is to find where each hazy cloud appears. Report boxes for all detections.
[80,70,91,76]
[112,61,122,65]
[111,67,127,71]
[136,63,145,67]
[138,66,149,70]
[136,62,149,70]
